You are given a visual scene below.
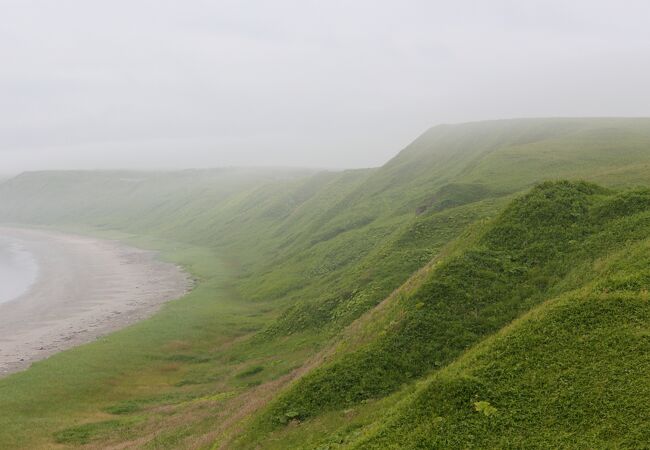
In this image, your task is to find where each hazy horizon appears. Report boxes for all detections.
[3,1,650,172]
[4,116,650,177]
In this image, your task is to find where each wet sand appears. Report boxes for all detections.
[0,227,191,377]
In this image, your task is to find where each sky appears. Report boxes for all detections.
[2,0,650,172]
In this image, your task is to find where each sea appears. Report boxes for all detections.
[0,235,38,304]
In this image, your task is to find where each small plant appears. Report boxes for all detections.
[474,400,498,417]
[285,410,301,420]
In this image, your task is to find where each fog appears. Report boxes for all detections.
[2,0,650,172]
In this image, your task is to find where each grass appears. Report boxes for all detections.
[243,182,603,435]
[346,253,650,448]
[2,119,650,448]
[241,181,650,448]
[0,240,250,448]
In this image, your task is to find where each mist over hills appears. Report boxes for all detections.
[2,118,650,448]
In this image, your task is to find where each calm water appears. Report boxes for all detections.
[0,236,39,304]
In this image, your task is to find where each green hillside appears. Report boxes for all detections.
[2,118,650,448]
[244,181,650,449]
[344,186,650,448]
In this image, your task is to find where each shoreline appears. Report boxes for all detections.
[0,235,39,305]
[0,227,191,377]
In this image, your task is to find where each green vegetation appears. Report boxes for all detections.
[238,181,650,449]
[345,239,650,448]
[254,181,604,429]
[2,118,650,448]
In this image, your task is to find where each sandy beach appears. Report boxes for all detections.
[0,227,191,377]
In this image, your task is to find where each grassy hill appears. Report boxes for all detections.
[241,181,650,449]
[2,118,650,448]
[343,186,650,448]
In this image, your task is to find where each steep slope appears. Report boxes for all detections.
[1,119,650,448]
[347,238,650,448]
[241,118,650,338]
[240,182,599,439]
[336,117,650,217]
[241,182,650,449]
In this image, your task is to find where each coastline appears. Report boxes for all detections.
[0,227,191,377]
[0,235,38,305]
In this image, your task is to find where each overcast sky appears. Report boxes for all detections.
[2,0,650,172]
